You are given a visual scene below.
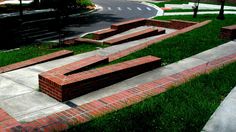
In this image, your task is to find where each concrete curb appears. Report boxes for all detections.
[141,2,164,18]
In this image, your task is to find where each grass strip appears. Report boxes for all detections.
[0,42,102,67]
[67,49,236,132]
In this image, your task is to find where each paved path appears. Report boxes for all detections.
[1,29,236,123]
[0,0,161,43]
[0,29,176,122]
[63,0,160,37]
[164,11,236,16]
[165,2,236,10]
[202,71,236,131]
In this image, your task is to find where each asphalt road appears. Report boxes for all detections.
[63,0,158,37]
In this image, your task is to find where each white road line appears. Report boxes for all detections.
[146,7,151,11]
[117,7,122,11]
[107,7,112,10]
[127,7,132,10]
[137,7,142,11]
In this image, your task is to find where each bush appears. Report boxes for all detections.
[76,0,94,7]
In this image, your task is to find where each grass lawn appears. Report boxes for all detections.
[0,42,102,67]
[67,14,236,131]
[68,54,236,132]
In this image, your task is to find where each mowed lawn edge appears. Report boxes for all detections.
[67,51,236,132]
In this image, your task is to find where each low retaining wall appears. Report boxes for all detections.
[92,18,197,40]
[39,55,161,102]
[0,50,74,73]
[220,24,236,40]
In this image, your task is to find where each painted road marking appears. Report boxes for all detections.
[117,7,122,11]
[108,7,112,10]
[127,7,132,10]
[137,7,142,11]
[146,7,151,11]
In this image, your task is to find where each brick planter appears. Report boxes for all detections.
[39,55,161,102]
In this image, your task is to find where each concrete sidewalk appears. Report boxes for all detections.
[203,82,236,132]
[165,2,236,10]
[0,37,236,123]
[164,11,236,16]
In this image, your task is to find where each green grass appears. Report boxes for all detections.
[82,33,94,39]
[164,9,236,12]
[110,14,235,66]
[68,55,236,132]
[0,42,101,67]
[77,0,94,7]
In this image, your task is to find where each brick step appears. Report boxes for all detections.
[39,55,161,102]
[111,18,146,30]
[0,50,74,73]
[93,28,118,40]
[104,27,166,45]
[220,24,236,40]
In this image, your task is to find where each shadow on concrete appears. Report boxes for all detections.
[0,12,123,50]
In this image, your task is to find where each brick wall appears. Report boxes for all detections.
[39,55,161,101]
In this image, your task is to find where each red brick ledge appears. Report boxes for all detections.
[0,47,235,131]
[5,48,236,132]
[220,24,236,40]
[0,108,20,131]
[39,55,161,102]
[108,20,211,61]
[0,50,74,74]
